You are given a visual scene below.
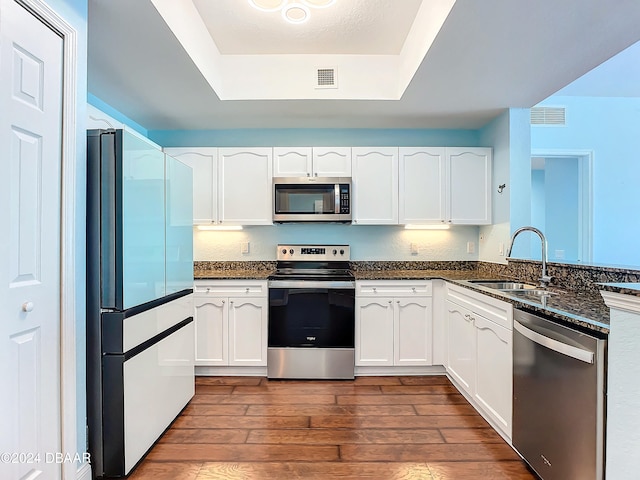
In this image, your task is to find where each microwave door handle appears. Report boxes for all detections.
[335,184,340,214]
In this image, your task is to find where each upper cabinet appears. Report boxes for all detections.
[447,147,492,225]
[164,148,217,225]
[164,147,272,226]
[399,147,446,224]
[351,147,399,224]
[218,148,273,225]
[273,146,351,177]
[398,147,492,225]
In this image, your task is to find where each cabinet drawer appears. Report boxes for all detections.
[194,280,267,296]
[357,280,432,297]
[446,283,512,330]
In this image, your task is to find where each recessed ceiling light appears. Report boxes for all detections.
[282,3,310,24]
[248,0,286,12]
[302,0,336,8]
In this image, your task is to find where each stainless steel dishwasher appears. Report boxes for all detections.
[513,309,607,480]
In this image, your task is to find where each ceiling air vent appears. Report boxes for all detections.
[315,67,337,89]
[531,106,566,126]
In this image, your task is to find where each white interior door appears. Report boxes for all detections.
[0,1,64,478]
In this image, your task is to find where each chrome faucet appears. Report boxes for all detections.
[506,226,552,288]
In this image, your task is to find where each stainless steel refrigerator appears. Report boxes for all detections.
[86,129,195,478]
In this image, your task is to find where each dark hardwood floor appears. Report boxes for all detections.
[129,376,537,479]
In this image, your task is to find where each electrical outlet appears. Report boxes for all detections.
[241,241,250,254]
[479,233,485,242]
[499,242,504,256]
[410,243,419,255]
[467,241,475,254]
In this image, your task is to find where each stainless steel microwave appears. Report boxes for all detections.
[273,177,351,223]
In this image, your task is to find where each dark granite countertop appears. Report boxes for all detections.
[194,269,273,280]
[598,282,640,297]
[193,265,610,334]
[355,269,610,334]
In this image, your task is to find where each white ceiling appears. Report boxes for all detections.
[87,0,640,131]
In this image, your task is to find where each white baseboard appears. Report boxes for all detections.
[76,463,92,480]
[355,365,446,376]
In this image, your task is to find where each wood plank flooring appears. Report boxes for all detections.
[129,376,537,480]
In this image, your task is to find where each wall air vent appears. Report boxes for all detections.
[531,106,566,126]
[315,67,337,89]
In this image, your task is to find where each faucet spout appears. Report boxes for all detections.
[506,226,552,287]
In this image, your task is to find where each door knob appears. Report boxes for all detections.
[22,301,34,312]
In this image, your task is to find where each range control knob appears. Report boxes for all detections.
[289,248,294,255]
[281,248,287,255]
[340,249,345,255]
[332,249,337,255]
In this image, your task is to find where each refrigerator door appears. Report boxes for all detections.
[122,129,167,308]
[165,154,194,295]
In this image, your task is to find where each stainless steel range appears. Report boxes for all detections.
[267,244,355,379]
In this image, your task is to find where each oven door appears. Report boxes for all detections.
[268,280,355,348]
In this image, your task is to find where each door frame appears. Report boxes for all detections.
[531,149,594,264]
[14,1,81,479]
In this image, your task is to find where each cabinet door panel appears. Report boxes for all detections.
[194,297,227,365]
[447,147,491,224]
[228,297,267,366]
[218,148,273,225]
[395,298,432,366]
[475,315,512,436]
[446,300,476,393]
[352,147,398,224]
[355,298,394,366]
[312,147,351,177]
[273,147,312,177]
[399,147,445,224]
[164,148,217,224]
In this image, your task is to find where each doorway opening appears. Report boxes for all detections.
[530,150,593,264]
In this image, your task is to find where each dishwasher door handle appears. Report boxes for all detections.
[514,320,595,364]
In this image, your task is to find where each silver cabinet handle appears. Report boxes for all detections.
[22,301,34,312]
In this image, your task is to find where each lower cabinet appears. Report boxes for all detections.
[356,281,433,367]
[194,280,268,367]
[446,283,513,439]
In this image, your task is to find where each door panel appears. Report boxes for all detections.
[0,1,64,478]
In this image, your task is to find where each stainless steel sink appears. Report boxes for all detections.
[468,280,539,290]
[509,289,556,297]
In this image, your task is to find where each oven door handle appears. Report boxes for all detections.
[268,280,355,289]
[514,320,595,364]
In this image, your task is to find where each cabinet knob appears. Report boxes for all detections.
[222,300,225,304]
[206,288,210,293]
[230,301,234,304]
[411,287,416,292]
[22,301,34,312]
[245,287,250,293]
[388,300,392,304]
[372,287,377,292]
[314,172,318,177]
[307,172,310,177]
[396,300,400,304]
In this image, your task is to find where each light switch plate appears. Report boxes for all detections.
[467,241,475,254]
[410,243,419,255]
[241,241,250,254]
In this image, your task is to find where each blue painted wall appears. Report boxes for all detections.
[532,95,640,266]
[149,128,480,148]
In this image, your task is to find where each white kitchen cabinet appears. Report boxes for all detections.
[399,147,446,224]
[445,283,512,438]
[356,281,432,367]
[87,104,125,130]
[447,147,492,225]
[273,146,351,177]
[351,147,399,224]
[218,148,273,225]
[193,281,268,367]
[398,146,491,225]
[164,147,218,225]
